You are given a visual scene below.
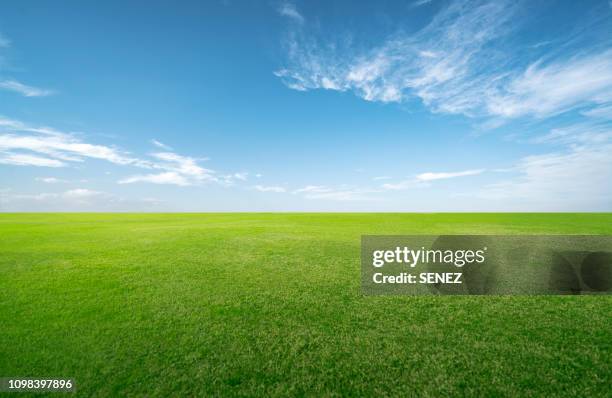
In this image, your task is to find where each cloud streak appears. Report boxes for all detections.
[0,116,151,168]
[254,185,286,193]
[416,169,484,181]
[275,0,612,122]
[292,185,380,201]
[0,79,54,97]
[412,0,434,7]
[119,172,191,186]
[486,51,612,119]
[0,188,163,212]
[0,152,64,167]
[0,33,10,48]
[36,177,68,183]
[474,120,612,210]
[119,152,215,186]
[0,116,229,188]
[382,169,484,190]
[276,0,517,110]
[278,2,304,24]
[151,139,172,150]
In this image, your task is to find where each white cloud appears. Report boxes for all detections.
[292,185,379,201]
[381,169,484,190]
[305,190,373,201]
[254,185,286,193]
[486,51,612,118]
[0,134,143,165]
[0,116,227,188]
[63,188,103,199]
[1,188,103,202]
[478,145,612,209]
[233,172,248,181]
[0,116,64,135]
[2,192,59,201]
[118,172,191,186]
[150,152,215,181]
[275,1,612,122]
[416,169,484,181]
[531,121,612,146]
[119,150,215,187]
[0,152,64,167]
[582,104,612,120]
[276,0,517,110]
[292,185,329,194]
[151,139,172,150]
[0,33,10,48]
[278,2,304,24]
[0,79,54,97]
[0,117,148,167]
[0,188,163,211]
[381,180,421,191]
[36,177,68,183]
[412,0,434,7]
[474,121,612,210]
[215,171,254,186]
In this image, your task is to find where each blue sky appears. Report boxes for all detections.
[1,0,611,211]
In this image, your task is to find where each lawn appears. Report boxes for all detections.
[1,213,611,396]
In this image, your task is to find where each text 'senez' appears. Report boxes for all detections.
[361,235,612,295]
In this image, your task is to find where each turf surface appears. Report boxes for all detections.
[1,213,611,396]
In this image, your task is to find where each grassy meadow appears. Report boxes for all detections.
[1,213,611,396]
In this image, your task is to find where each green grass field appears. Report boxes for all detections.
[1,213,611,396]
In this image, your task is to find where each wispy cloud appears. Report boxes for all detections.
[35,177,68,183]
[0,152,64,167]
[530,121,612,146]
[581,104,612,120]
[254,185,286,193]
[278,2,304,24]
[474,121,612,210]
[292,185,379,201]
[477,145,612,209]
[381,169,484,190]
[292,185,328,194]
[381,180,419,191]
[151,152,215,180]
[63,188,104,199]
[416,169,484,181]
[233,172,248,181]
[0,79,54,97]
[0,116,228,188]
[119,153,215,186]
[0,188,162,211]
[0,117,65,135]
[412,0,434,7]
[216,172,254,186]
[276,0,517,109]
[0,116,148,167]
[151,139,172,150]
[0,188,105,203]
[276,0,612,122]
[118,172,191,186]
[486,51,612,119]
[0,33,10,48]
